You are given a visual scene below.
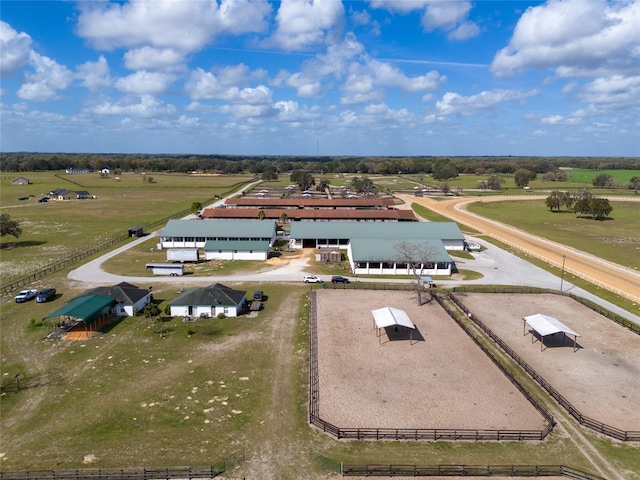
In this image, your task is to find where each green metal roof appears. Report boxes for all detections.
[350,238,450,262]
[43,295,116,325]
[161,219,276,238]
[203,240,270,251]
[289,221,463,240]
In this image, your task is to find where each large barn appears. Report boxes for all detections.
[289,221,465,276]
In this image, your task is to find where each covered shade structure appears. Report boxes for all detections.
[372,306,416,345]
[43,295,117,337]
[523,313,581,352]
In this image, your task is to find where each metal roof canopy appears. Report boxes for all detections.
[523,313,580,352]
[372,307,416,345]
[43,295,116,326]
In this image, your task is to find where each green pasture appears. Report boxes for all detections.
[562,168,639,184]
[2,280,639,476]
[467,200,640,270]
[0,172,255,279]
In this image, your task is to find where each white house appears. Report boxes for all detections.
[169,283,247,318]
[74,282,152,317]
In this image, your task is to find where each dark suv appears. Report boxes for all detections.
[253,290,263,301]
[331,276,350,284]
[36,288,56,303]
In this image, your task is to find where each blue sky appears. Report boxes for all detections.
[1,0,638,157]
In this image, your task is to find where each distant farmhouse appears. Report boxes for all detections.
[65,167,89,174]
[11,176,30,185]
[49,188,92,200]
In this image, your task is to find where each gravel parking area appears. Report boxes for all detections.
[315,289,548,431]
[453,293,640,431]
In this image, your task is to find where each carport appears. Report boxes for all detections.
[371,306,416,345]
[43,295,117,338]
[523,313,581,352]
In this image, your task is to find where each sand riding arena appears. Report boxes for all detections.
[309,289,640,442]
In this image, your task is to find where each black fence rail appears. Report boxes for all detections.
[322,282,414,291]
[308,289,552,441]
[0,206,197,295]
[341,463,606,479]
[0,450,246,480]
[448,291,640,442]
[450,286,640,336]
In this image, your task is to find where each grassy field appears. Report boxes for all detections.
[467,199,640,270]
[2,280,639,477]
[0,172,255,279]
[2,172,640,477]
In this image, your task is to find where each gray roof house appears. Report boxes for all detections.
[160,219,277,249]
[11,176,30,185]
[169,283,247,318]
[74,282,152,317]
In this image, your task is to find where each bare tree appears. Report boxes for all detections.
[394,241,439,305]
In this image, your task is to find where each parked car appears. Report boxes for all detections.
[36,288,57,303]
[331,275,350,284]
[253,290,263,301]
[303,275,323,283]
[14,289,38,303]
[38,197,49,203]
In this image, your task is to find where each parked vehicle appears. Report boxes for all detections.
[303,275,323,283]
[36,288,57,303]
[331,275,350,284]
[14,289,38,303]
[38,197,49,203]
[253,290,263,301]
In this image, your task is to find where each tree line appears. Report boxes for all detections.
[1,152,638,177]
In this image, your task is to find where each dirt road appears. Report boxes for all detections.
[400,195,640,304]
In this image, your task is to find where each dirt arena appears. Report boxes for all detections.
[453,293,640,431]
[314,289,549,431]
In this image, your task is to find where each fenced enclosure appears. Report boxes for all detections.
[308,290,555,441]
[448,290,640,442]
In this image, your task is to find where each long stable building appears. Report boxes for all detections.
[289,221,464,276]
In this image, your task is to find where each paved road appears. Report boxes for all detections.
[401,194,640,304]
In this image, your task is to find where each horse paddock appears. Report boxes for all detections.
[313,289,548,432]
[452,293,640,432]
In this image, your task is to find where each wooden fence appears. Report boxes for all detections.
[340,463,607,479]
[308,291,554,442]
[0,450,246,480]
[450,286,640,336]
[448,291,640,442]
[0,208,194,295]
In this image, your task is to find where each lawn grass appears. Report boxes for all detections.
[0,172,255,278]
[467,199,640,270]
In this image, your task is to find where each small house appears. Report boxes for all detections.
[169,283,246,318]
[11,177,30,185]
[74,282,152,316]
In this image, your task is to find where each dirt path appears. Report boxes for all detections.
[241,288,307,478]
[400,195,640,303]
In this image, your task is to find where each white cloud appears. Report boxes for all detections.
[77,0,271,52]
[76,56,112,90]
[579,75,640,108]
[268,0,345,51]
[436,89,538,116]
[92,94,176,118]
[17,52,73,101]
[186,68,241,101]
[491,0,640,78]
[115,71,175,94]
[0,21,32,75]
[369,0,479,40]
[177,115,199,127]
[124,47,186,71]
[541,114,582,125]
